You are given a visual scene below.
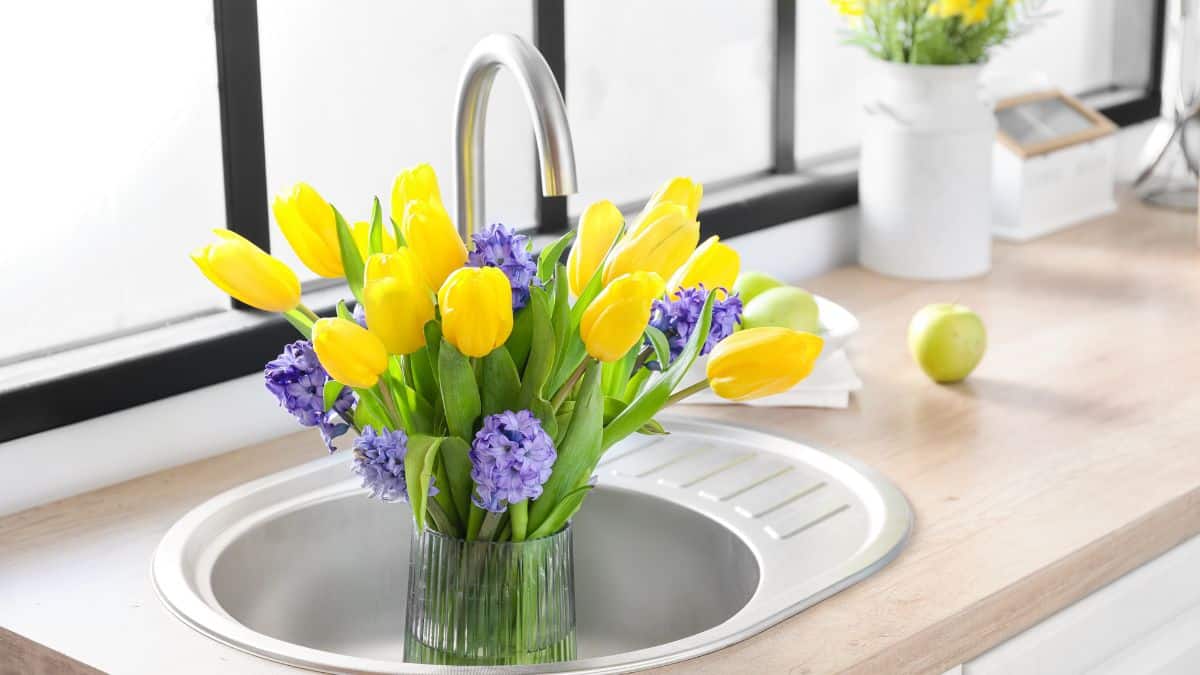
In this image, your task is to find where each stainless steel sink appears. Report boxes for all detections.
[154,417,911,673]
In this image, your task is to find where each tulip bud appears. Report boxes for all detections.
[603,203,699,284]
[191,230,301,312]
[631,176,703,233]
[352,220,399,258]
[667,235,740,295]
[567,200,624,296]
[391,163,444,218]
[579,271,666,362]
[362,249,434,355]
[271,182,343,278]
[705,327,824,401]
[311,317,390,389]
[401,200,468,291]
[437,267,513,358]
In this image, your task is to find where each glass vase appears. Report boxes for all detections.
[403,525,577,666]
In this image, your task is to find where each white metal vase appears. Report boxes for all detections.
[858,60,995,280]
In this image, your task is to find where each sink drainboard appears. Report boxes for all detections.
[153,417,912,674]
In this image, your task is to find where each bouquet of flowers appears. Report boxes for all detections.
[193,166,824,663]
[192,167,823,541]
[830,0,1045,65]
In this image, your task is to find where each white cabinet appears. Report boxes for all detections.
[949,533,1200,675]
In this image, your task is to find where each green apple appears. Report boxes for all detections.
[908,303,987,383]
[732,271,784,305]
[742,286,821,333]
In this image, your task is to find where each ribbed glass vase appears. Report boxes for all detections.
[403,525,577,666]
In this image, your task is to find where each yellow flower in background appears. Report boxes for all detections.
[579,271,666,362]
[311,317,389,389]
[271,182,343,278]
[567,200,624,295]
[191,230,300,312]
[362,250,434,355]
[603,203,699,284]
[631,176,703,233]
[829,0,865,17]
[401,200,468,291]
[437,267,513,358]
[667,235,740,295]
[391,163,444,218]
[928,0,991,24]
[706,327,824,401]
[352,221,398,258]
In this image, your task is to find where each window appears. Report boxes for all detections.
[0,0,1166,443]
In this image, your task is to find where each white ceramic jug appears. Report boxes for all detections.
[858,60,995,280]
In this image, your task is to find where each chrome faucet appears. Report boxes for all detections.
[453,33,578,239]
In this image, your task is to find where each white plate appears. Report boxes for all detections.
[814,294,859,358]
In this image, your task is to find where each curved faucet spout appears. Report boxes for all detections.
[454,33,578,240]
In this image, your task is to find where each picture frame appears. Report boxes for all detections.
[994,89,1118,159]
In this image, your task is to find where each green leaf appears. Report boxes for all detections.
[518,286,556,407]
[537,230,576,285]
[404,435,443,531]
[333,207,365,302]
[423,320,442,379]
[603,289,716,449]
[529,361,602,532]
[351,386,391,431]
[336,299,354,322]
[438,339,480,444]
[550,265,570,369]
[282,309,313,340]
[506,306,534,373]
[602,395,626,426]
[637,417,668,435]
[323,380,345,412]
[529,396,558,442]
[439,436,473,525]
[390,216,406,249]
[368,196,384,255]
[480,347,521,417]
[410,346,440,422]
[529,484,593,540]
[623,368,651,402]
[644,325,671,371]
[601,343,639,398]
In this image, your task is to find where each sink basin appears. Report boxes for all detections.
[154,417,911,673]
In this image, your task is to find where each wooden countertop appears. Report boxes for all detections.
[3,194,1200,674]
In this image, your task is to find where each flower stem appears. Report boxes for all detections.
[510,500,529,542]
[478,510,502,541]
[426,499,461,538]
[298,303,320,322]
[665,379,710,406]
[376,381,406,430]
[551,358,593,411]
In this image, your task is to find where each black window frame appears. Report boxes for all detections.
[0,0,1168,443]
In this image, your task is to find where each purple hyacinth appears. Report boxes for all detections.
[646,286,743,370]
[469,410,557,512]
[264,339,355,451]
[467,223,540,309]
[352,426,437,502]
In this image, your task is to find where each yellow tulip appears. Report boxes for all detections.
[667,235,741,295]
[437,267,513,358]
[391,163,444,218]
[311,317,389,389]
[579,271,666,362]
[705,328,824,401]
[632,176,703,233]
[401,200,468,291]
[829,0,865,17]
[352,220,399,258]
[362,250,434,355]
[271,182,343,278]
[191,230,300,312]
[567,200,624,296]
[603,203,699,284]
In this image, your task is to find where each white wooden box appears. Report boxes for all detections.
[991,135,1117,242]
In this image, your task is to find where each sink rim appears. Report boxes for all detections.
[153,416,912,674]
